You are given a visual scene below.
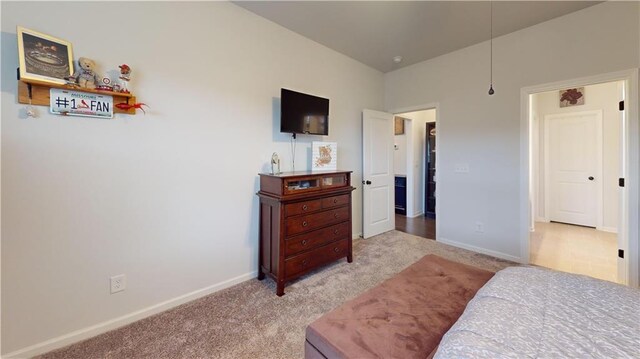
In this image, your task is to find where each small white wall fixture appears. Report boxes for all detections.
[521,69,639,287]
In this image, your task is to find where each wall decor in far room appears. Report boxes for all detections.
[312,142,337,171]
[559,87,585,107]
[394,117,405,135]
[17,26,74,85]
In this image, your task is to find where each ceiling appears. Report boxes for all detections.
[235,1,601,73]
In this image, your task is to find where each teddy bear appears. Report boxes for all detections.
[67,57,101,89]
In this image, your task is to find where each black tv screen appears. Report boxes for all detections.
[280,88,329,135]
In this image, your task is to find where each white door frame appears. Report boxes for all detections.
[388,103,440,236]
[543,110,603,229]
[520,69,639,287]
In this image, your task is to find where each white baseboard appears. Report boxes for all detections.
[598,226,618,234]
[353,232,362,239]
[535,217,549,223]
[437,237,524,263]
[3,271,258,359]
[408,212,424,218]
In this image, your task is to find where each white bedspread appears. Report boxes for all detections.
[434,266,640,358]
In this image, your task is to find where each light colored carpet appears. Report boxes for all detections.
[38,230,515,359]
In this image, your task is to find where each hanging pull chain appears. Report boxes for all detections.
[488,1,495,95]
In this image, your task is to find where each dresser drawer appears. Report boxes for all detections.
[285,222,350,257]
[285,198,322,217]
[285,238,349,277]
[322,194,350,209]
[286,206,350,236]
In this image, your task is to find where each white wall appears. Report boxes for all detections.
[396,109,436,217]
[1,2,384,355]
[385,2,639,261]
[393,118,407,175]
[532,81,623,232]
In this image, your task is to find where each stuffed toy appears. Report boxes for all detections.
[68,57,100,89]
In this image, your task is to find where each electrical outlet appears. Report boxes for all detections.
[475,221,484,233]
[110,274,126,294]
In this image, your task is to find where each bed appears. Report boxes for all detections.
[305,255,640,359]
[434,266,640,358]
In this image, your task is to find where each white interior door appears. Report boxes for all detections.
[362,109,395,238]
[545,111,602,227]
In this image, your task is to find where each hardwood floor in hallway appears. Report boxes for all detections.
[395,214,436,239]
[530,221,618,283]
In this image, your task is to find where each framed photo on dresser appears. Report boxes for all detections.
[312,142,337,171]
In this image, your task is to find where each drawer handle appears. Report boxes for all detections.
[334,247,340,253]
[333,198,338,204]
[301,240,307,246]
[334,213,339,219]
[302,259,308,266]
[302,221,308,227]
[302,204,308,210]
[333,229,339,235]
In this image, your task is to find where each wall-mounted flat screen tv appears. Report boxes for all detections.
[280,88,329,135]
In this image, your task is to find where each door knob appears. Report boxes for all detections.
[588,176,594,181]
[361,180,372,185]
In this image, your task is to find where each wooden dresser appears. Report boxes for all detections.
[257,170,354,296]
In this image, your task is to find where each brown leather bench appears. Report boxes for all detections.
[305,255,494,358]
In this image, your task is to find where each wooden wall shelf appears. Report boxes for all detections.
[18,79,137,115]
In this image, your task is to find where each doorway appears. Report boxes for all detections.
[392,109,436,239]
[529,80,626,284]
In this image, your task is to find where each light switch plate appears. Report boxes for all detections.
[454,163,470,173]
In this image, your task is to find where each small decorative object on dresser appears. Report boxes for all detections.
[257,170,354,296]
[271,152,281,175]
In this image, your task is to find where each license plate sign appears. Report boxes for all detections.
[50,88,113,119]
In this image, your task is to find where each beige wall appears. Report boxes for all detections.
[532,81,623,232]
[394,118,408,175]
[1,2,384,355]
[385,2,639,261]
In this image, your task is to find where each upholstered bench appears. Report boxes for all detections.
[305,255,494,359]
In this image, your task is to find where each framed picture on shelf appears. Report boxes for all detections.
[312,142,337,171]
[17,26,74,85]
